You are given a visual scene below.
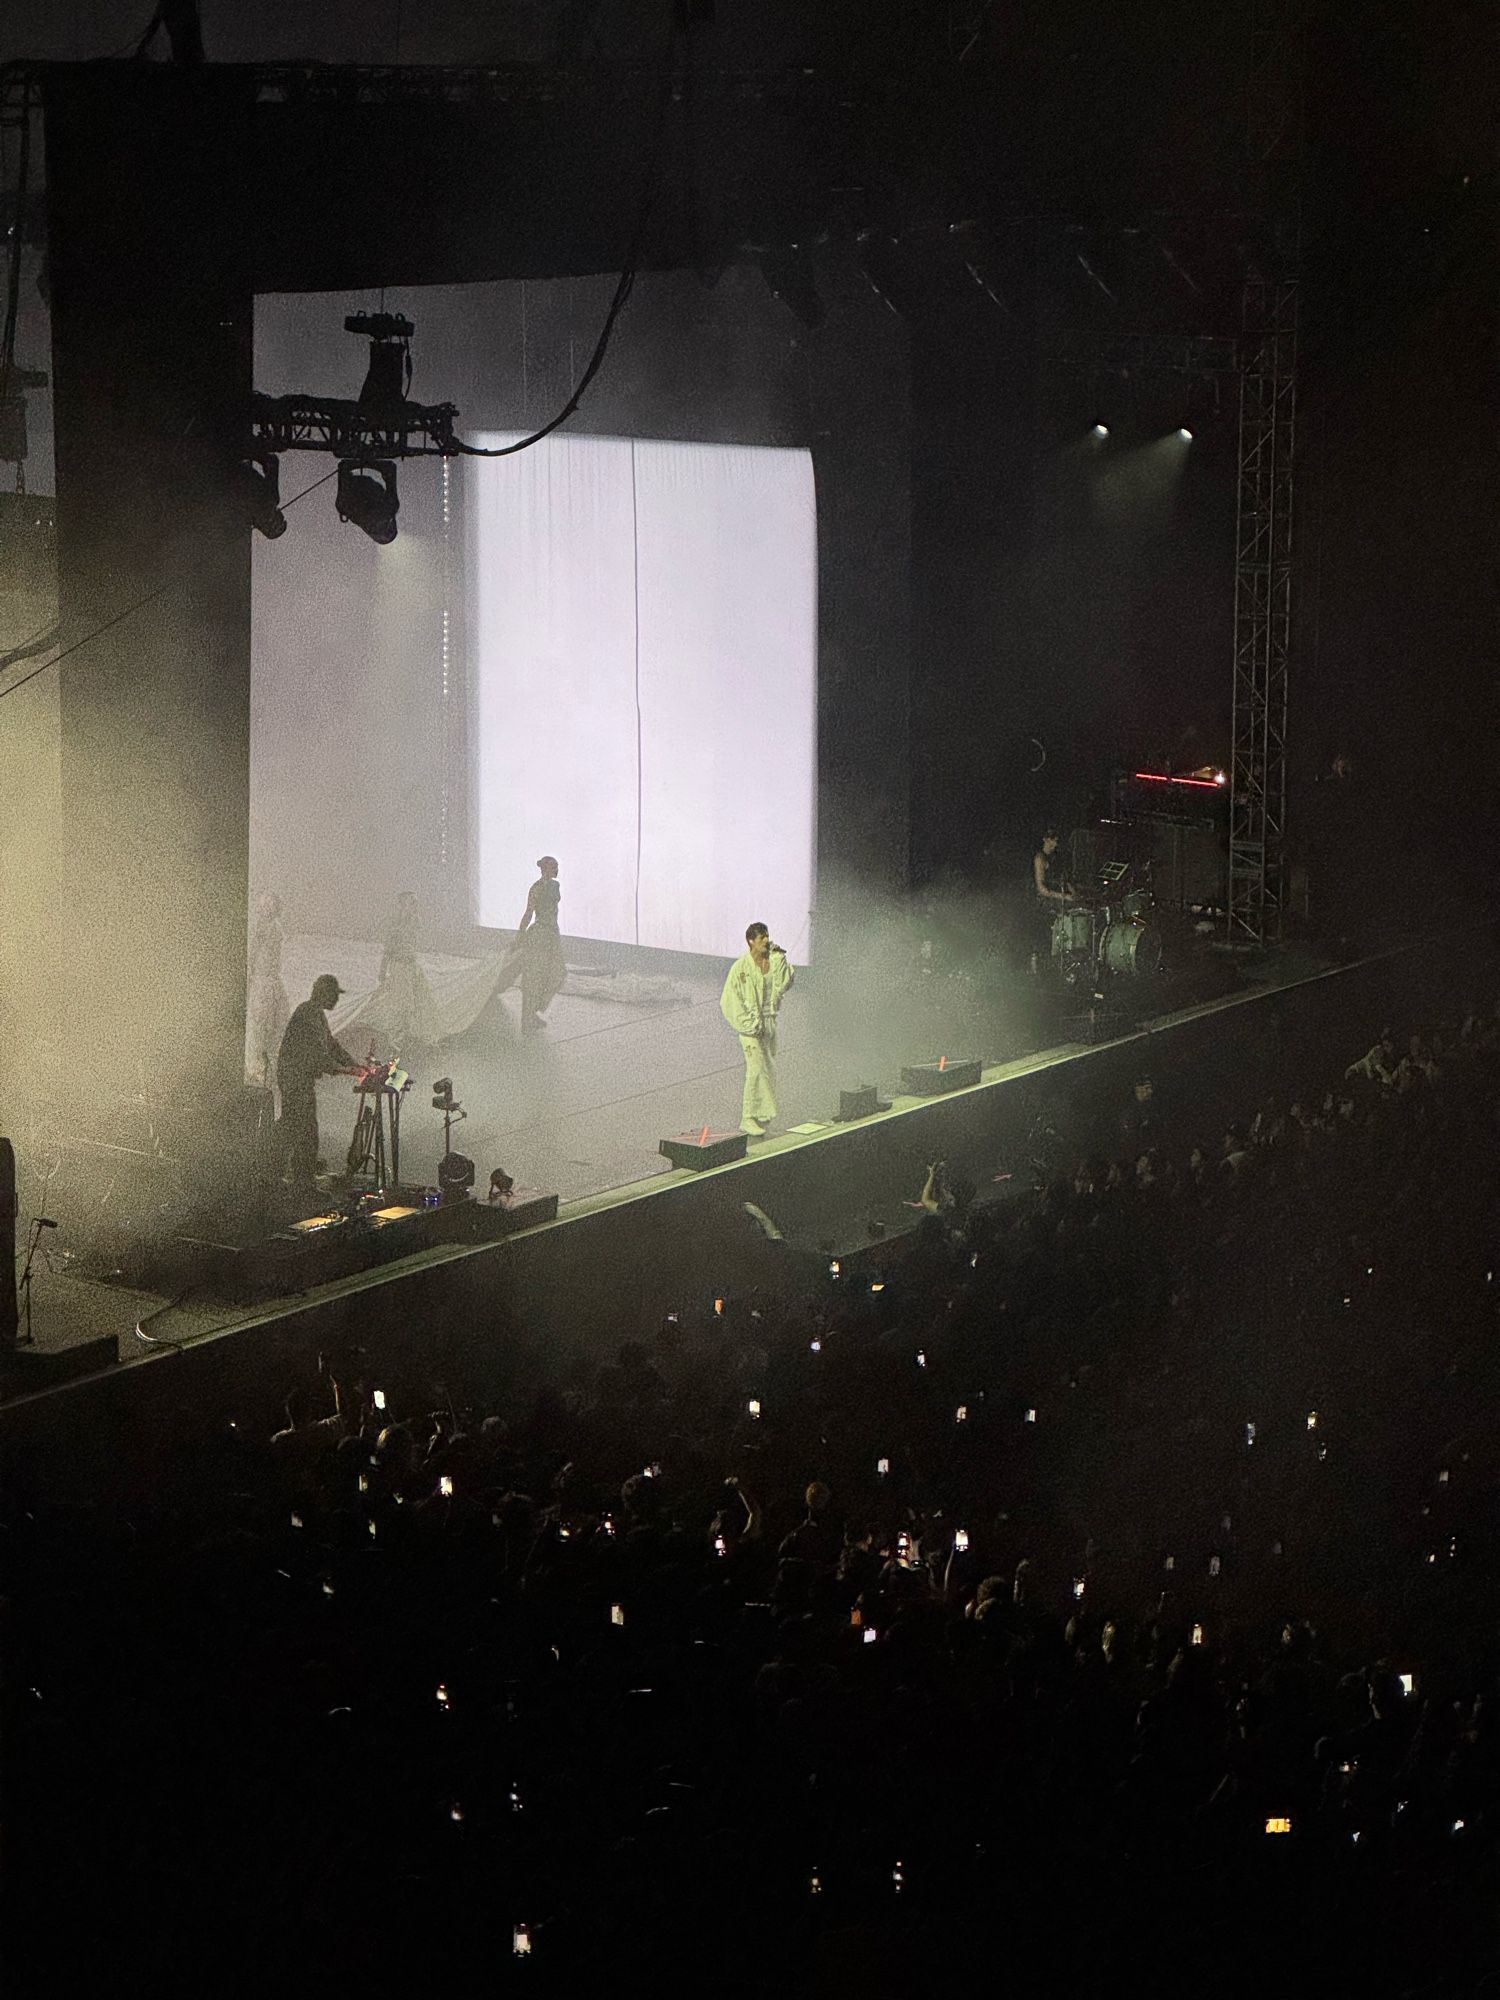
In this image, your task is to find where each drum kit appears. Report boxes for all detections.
[1050,867,1162,989]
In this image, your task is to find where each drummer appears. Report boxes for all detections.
[1031,827,1074,974]
[1033,828,1073,911]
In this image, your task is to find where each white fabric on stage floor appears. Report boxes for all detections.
[280,933,509,1054]
[273,936,699,1062]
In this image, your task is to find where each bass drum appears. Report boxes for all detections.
[1050,907,1095,958]
[1101,920,1162,980]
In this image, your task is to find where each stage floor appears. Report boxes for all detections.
[11,936,1348,1373]
[364,969,748,1205]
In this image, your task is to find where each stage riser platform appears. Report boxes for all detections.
[0,940,1468,1506]
[171,1188,560,1298]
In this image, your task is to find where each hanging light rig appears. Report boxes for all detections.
[244,310,463,545]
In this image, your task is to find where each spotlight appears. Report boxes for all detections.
[438,1152,476,1203]
[239,452,287,539]
[336,458,399,544]
[1177,426,1193,441]
[1091,422,1109,438]
[487,1166,515,1204]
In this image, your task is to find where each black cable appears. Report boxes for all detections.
[0,582,173,703]
[452,265,640,458]
[134,1281,318,1352]
[133,1286,199,1350]
[0,465,339,704]
[453,5,680,459]
[0,617,59,670]
[0,2,679,698]
[281,463,341,510]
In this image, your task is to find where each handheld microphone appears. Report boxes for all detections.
[36,1218,58,1230]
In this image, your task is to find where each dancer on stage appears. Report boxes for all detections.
[493,856,566,1035]
[245,891,290,1087]
[720,922,794,1137]
[366,889,441,1054]
[276,974,358,1184]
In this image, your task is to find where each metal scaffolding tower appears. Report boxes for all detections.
[1228,276,1297,943]
[1228,0,1302,945]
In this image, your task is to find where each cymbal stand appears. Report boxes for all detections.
[17,1216,53,1348]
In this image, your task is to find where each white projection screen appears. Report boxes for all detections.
[469,434,817,959]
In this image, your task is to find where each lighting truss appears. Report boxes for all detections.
[1228,276,1297,945]
[246,390,462,461]
[247,61,835,110]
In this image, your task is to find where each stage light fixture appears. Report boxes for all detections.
[1091,422,1109,438]
[438,1152,476,1202]
[1178,426,1193,441]
[239,452,288,539]
[336,458,400,544]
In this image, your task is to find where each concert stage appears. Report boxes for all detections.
[0,934,1460,1497]
[7,925,1232,1368]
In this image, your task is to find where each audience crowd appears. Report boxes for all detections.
[8,995,1500,1994]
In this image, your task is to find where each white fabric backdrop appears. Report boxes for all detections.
[469,434,817,959]
[470,433,641,939]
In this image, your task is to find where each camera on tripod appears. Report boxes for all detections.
[344,311,416,416]
[431,1077,470,1202]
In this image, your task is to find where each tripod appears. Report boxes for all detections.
[432,1078,468,1200]
[439,1099,466,1159]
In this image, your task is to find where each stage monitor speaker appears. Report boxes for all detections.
[900,1059,982,1096]
[1,1335,120,1395]
[436,1188,559,1241]
[660,1129,748,1171]
[836,1085,890,1122]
